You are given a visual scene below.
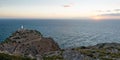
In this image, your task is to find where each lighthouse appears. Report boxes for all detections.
[21,25,24,29]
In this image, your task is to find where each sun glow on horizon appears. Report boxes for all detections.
[90,16,104,21]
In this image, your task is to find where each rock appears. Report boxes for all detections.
[62,49,93,60]
[91,43,120,49]
[63,49,81,60]
[0,29,60,58]
[73,43,120,60]
[1,29,120,60]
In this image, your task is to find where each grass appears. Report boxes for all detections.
[0,53,36,60]
[43,55,63,60]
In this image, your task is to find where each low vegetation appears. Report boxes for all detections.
[43,55,63,60]
[0,53,36,60]
[75,46,120,60]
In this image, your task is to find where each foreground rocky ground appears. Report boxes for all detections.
[43,43,120,60]
[0,29,120,60]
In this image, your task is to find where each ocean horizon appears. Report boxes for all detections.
[0,19,120,48]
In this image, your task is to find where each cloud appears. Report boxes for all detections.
[96,10,103,12]
[63,5,71,7]
[114,9,120,11]
[96,9,120,13]
[62,3,74,8]
[96,10,111,12]
[98,13,120,16]
[106,10,111,12]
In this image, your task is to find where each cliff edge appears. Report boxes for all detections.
[0,29,60,58]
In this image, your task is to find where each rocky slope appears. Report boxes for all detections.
[43,43,120,60]
[0,29,60,58]
[0,29,120,60]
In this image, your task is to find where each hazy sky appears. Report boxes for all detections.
[0,0,120,19]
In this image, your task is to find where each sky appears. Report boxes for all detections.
[0,0,120,19]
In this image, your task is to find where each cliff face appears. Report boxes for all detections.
[0,29,60,57]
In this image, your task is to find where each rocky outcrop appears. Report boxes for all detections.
[0,29,120,60]
[0,29,60,58]
[43,43,120,60]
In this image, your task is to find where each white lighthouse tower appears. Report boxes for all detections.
[21,25,24,29]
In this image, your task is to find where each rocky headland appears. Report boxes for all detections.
[0,29,60,59]
[0,29,120,60]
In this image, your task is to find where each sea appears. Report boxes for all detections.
[0,19,120,48]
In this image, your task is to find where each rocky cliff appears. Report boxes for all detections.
[0,29,120,60]
[0,29,60,58]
